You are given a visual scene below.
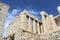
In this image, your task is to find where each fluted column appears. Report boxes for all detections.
[28,17,31,32]
[37,22,40,34]
[33,20,36,33]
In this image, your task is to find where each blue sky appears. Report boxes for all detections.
[0,0,60,37]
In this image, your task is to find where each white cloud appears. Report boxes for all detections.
[11,9,20,14]
[57,6,60,13]
[57,6,60,10]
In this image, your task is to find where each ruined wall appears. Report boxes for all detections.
[14,29,40,40]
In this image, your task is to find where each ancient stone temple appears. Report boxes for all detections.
[6,10,60,40]
[0,2,9,40]
[0,2,60,40]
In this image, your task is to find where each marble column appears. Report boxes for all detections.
[41,25,44,33]
[37,22,40,34]
[7,36,10,40]
[28,17,31,32]
[7,38,10,40]
[33,20,36,33]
